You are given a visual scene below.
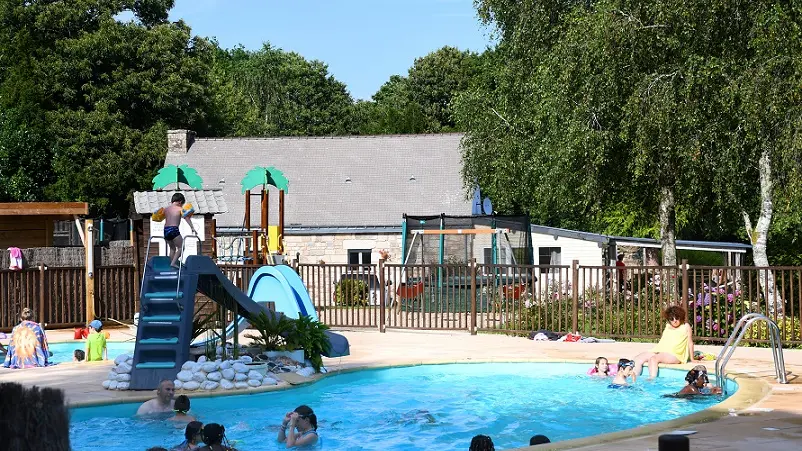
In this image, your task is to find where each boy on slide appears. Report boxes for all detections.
[164,193,197,269]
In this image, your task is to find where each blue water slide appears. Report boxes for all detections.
[191,265,347,358]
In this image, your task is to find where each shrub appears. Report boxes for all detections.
[245,312,296,352]
[334,279,369,306]
[286,315,331,372]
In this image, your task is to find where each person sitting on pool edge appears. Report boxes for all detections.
[198,423,237,451]
[170,395,197,423]
[136,379,176,416]
[608,359,635,388]
[278,405,319,448]
[85,320,107,362]
[664,365,723,397]
[633,305,697,381]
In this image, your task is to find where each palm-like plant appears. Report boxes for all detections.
[152,164,204,190]
[244,312,296,352]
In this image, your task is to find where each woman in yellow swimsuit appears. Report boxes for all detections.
[634,305,696,380]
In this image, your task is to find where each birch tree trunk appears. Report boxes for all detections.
[742,147,783,315]
[659,185,677,267]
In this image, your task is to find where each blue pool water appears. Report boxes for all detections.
[69,363,736,450]
[48,341,134,364]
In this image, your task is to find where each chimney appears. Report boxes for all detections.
[167,129,195,153]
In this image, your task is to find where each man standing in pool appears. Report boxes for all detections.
[136,379,175,415]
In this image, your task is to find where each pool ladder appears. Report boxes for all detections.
[716,313,788,394]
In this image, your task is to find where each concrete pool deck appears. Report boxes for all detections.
[1,328,801,450]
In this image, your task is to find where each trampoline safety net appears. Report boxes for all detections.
[402,215,534,266]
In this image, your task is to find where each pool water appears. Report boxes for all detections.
[69,363,735,450]
[48,341,135,364]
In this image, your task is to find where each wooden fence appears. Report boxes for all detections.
[2,259,800,346]
[0,265,137,331]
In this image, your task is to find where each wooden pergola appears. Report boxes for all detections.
[0,202,88,248]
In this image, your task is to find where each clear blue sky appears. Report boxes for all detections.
[168,0,494,100]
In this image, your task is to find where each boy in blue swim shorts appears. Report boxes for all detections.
[164,193,197,269]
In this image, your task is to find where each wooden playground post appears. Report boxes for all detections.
[260,189,268,232]
[210,218,217,260]
[278,190,285,254]
[379,258,386,333]
[251,229,259,265]
[85,219,96,322]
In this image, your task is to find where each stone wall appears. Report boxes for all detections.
[284,233,402,265]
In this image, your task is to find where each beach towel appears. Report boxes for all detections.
[3,320,50,368]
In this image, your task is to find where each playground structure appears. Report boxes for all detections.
[216,166,288,265]
[130,251,348,390]
[129,166,346,390]
[393,214,535,311]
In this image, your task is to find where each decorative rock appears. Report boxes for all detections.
[201,362,218,373]
[197,355,208,363]
[261,377,278,386]
[174,380,183,390]
[117,382,130,390]
[247,379,261,387]
[232,362,248,373]
[234,373,248,382]
[107,371,118,381]
[114,363,132,374]
[114,354,131,365]
[108,381,119,390]
[102,380,111,389]
[222,369,236,380]
[257,354,269,362]
[201,381,220,391]
[295,367,315,378]
[220,379,235,390]
[319,367,328,374]
[116,373,131,382]
[176,371,194,382]
[206,371,223,382]
[247,371,263,381]
[239,355,253,363]
[182,361,197,371]
[192,372,207,383]
[234,382,249,389]
[183,381,200,391]
[219,360,232,370]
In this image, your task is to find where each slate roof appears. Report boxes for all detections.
[133,190,228,215]
[164,134,472,228]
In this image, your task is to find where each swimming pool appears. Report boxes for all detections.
[48,341,135,364]
[69,363,736,450]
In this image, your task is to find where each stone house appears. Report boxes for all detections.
[162,130,473,265]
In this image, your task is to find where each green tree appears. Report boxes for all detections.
[457,0,801,272]
[216,44,354,137]
[0,0,217,215]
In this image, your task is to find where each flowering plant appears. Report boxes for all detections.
[378,249,391,261]
[688,283,745,337]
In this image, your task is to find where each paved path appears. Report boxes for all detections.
[1,328,801,450]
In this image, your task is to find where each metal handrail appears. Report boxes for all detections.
[716,313,787,393]
[175,234,201,297]
[141,236,168,295]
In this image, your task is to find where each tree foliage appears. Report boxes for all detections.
[457,0,802,264]
[0,0,216,215]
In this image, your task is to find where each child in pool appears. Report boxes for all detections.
[608,359,635,388]
[171,395,197,422]
[589,356,614,377]
[73,349,85,362]
[663,365,723,397]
